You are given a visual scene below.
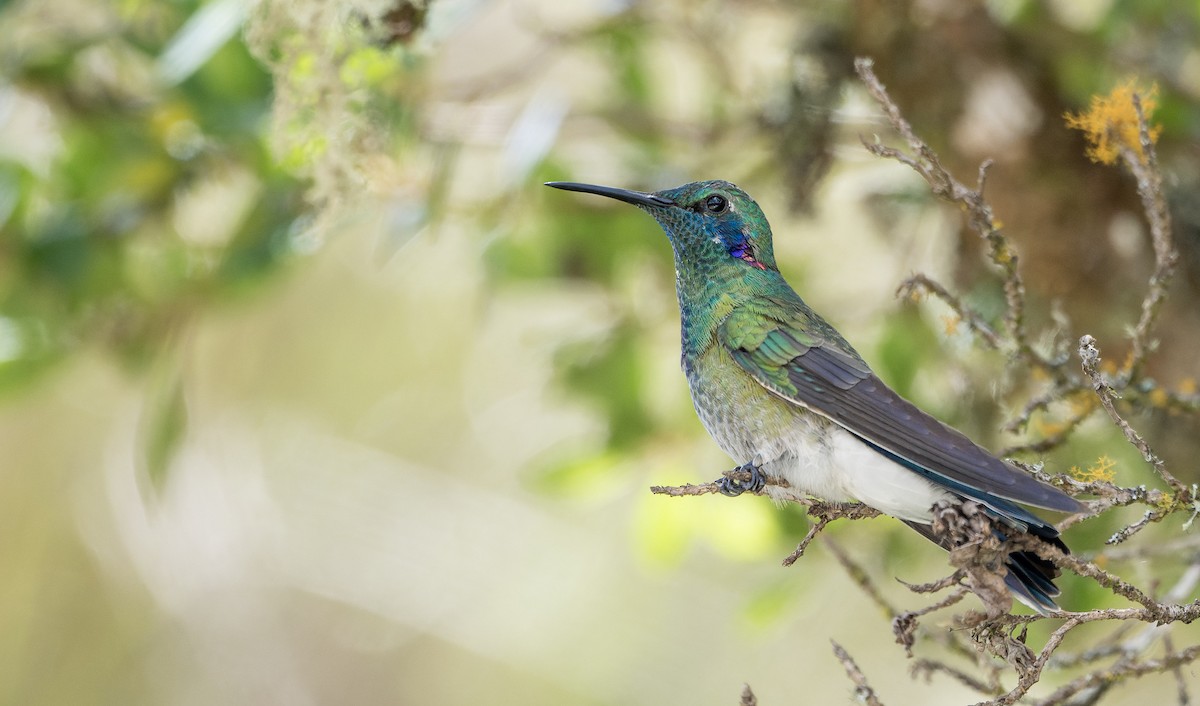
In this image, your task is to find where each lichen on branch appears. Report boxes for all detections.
[1064,80,1162,165]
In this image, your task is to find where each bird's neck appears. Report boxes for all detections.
[675,261,772,361]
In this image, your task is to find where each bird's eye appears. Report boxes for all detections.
[703,194,727,213]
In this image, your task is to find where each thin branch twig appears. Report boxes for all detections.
[1119,93,1178,384]
[831,641,885,706]
[854,57,1067,383]
[1079,334,1189,495]
[821,536,897,617]
[897,273,1004,350]
[738,683,757,706]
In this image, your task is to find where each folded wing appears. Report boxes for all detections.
[719,302,1081,520]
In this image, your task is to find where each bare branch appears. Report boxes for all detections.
[899,571,966,595]
[893,585,967,655]
[999,414,1091,457]
[1118,93,1179,384]
[1104,509,1167,546]
[648,480,728,496]
[897,273,1003,350]
[738,683,757,706]
[650,468,791,497]
[1079,334,1189,495]
[1031,644,1200,706]
[1028,539,1184,617]
[781,516,830,566]
[831,641,885,706]
[1098,533,1200,563]
[822,536,898,617]
[1002,388,1086,436]
[1163,636,1192,706]
[1020,462,1176,533]
[781,502,883,565]
[854,57,1066,383]
[911,658,1000,696]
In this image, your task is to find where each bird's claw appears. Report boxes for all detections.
[716,461,766,497]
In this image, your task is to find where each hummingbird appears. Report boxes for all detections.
[546,179,1082,612]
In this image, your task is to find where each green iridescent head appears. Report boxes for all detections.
[546,179,778,274]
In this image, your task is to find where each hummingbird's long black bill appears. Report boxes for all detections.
[545,181,674,208]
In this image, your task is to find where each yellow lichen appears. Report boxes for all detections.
[1071,455,1117,483]
[1154,491,1176,512]
[1064,80,1161,165]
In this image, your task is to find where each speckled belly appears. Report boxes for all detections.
[684,344,853,503]
[684,344,952,520]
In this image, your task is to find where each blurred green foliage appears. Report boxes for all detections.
[0,0,306,393]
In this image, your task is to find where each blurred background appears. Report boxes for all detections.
[2,0,1200,703]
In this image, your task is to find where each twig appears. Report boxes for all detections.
[1105,509,1167,545]
[831,641,885,706]
[1030,645,1200,706]
[911,658,1000,696]
[649,480,730,496]
[1028,540,1182,617]
[998,414,1091,457]
[1097,535,1200,563]
[650,468,790,497]
[899,570,966,595]
[1002,386,1088,437]
[782,516,831,566]
[897,273,1003,350]
[781,502,883,565]
[738,683,757,706]
[970,607,1196,706]
[1163,636,1191,706]
[1020,462,1174,533]
[854,57,1066,383]
[893,584,968,656]
[1058,564,1200,704]
[651,472,885,526]
[821,536,897,617]
[1079,334,1189,495]
[987,538,1200,626]
[1118,93,1178,384]
[893,567,996,681]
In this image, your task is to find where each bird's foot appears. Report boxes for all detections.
[717,461,766,497]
